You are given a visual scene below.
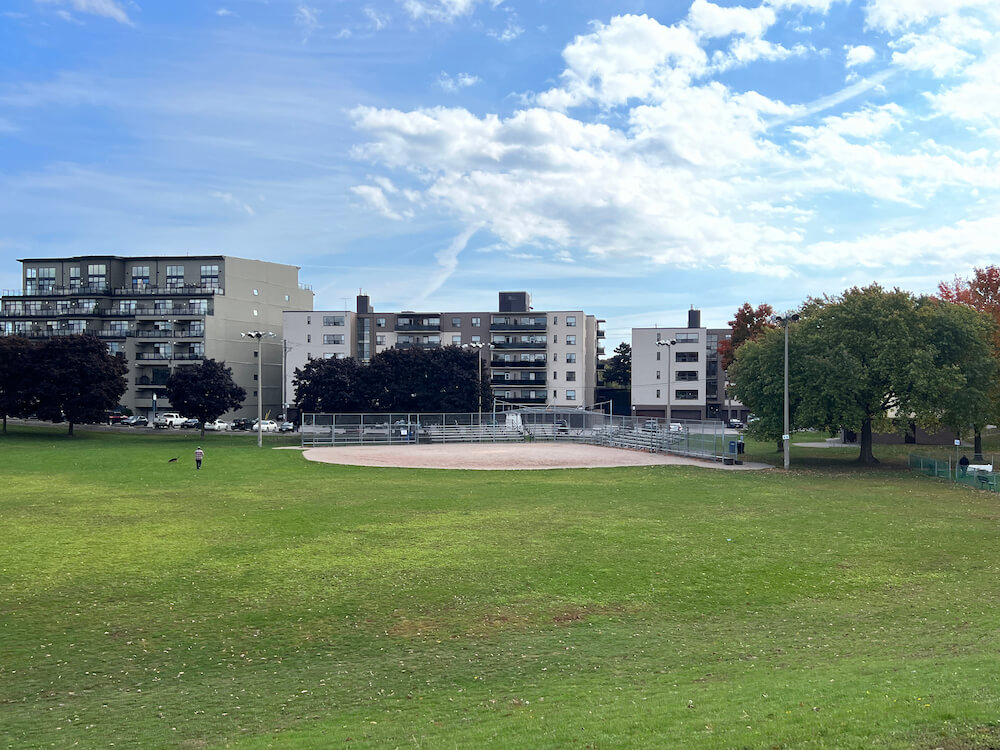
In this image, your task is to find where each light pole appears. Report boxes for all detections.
[241,330,276,448]
[656,338,676,424]
[773,313,799,470]
[462,342,495,418]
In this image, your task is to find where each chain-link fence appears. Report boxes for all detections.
[301,408,739,461]
[908,453,999,492]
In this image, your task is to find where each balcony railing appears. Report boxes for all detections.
[128,330,205,338]
[394,323,441,332]
[597,329,606,338]
[113,285,223,297]
[491,359,546,368]
[2,285,111,297]
[1,285,223,298]
[0,308,99,318]
[395,341,441,350]
[489,322,547,331]
[136,375,170,386]
[491,341,546,349]
[135,305,211,317]
[135,352,205,361]
[492,375,547,385]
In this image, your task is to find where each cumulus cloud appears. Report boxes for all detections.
[845,44,876,67]
[402,0,481,22]
[864,0,993,32]
[35,0,132,25]
[687,0,776,39]
[437,72,480,92]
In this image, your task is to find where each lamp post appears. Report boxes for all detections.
[151,392,157,424]
[241,330,276,448]
[773,313,799,470]
[656,338,677,424]
[462,342,495,418]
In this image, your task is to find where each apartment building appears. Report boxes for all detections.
[0,255,313,419]
[283,291,605,409]
[631,308,749,422]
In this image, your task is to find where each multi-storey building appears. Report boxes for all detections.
[283,291,605,409]
[631,308,749,422]
[0,255,313,419]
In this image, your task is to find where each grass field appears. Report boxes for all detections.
[4,426,1000,749]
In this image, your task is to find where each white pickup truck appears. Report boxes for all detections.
[153,412,186,429]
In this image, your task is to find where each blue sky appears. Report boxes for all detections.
[2,0,998,348]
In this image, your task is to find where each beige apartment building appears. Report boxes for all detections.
[0,255,313,419]
[283,292,605,410]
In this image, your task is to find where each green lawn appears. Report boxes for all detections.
[3,426,1000,749]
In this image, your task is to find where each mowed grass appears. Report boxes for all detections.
[3,428,1000,749]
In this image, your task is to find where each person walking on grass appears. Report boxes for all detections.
[194,446,204,470]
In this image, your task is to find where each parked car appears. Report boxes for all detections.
[230,418,251,431]
[279,421,296,432]
[124,415,148,427]
[642,419,660,432]
[253,419,279,433]
[727,419,745,429]
[669,422,684,433]
[180,418,201,429]
[106,411,127,425]
[153,412,186,429]
[204,419,230,431]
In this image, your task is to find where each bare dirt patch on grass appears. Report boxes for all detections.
[301,442,771,471]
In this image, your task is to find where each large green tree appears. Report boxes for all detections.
[165,359,246,438]
[0,336,36,434]
[33,335,128,436]
[602,342,631,387]
[730,285,996,464]
[293,356,367,414]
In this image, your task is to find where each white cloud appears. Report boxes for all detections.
[437,72,480,92]
[489,21,523,42]
[295,5,320,41]
[350,184,407,220]
[364,6,389,30]
[928,49,1000,135]
[216,8,234,17]
[765,0,845,11]
[35,0,132,25]
[687,0,776,39]
[402,0,480,23]
[844,44,876,67]
[864,0,993,32]
[891,31,972,77]
[211,191,255,216]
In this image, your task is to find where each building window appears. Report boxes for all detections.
[566,353,576,363]
[306,316,311,325]
[566,390,576,400]
[656,351,661,361]
[252,309,258,317]
[471,317,481,327]
[118,299,137,314]
[552,353,559,362]
[284,295,290,301]
[376,317,386,328]
[452,335,461,344]
[323,334,345,345]
[553,371,558,380]
[131,266,150,289]
[676,351,699,363]
[376,334,385,346]
[323,315,345,326]
[471,335,481,343]
[553,389,558,398]
[676,370,698,381]
[253,350,258,358]
[553,316,558,325]
[553,334,558,344]
[566,371,576,382]
[188,299,208,314]
[675,389,698,400]
[452,317,461,327]
[676,332,699,343]
[566,335,576,345]
[656,370,661,379]
[656,389,661,398]
[87,264,107,290]
[200,265,220,290]
[253,373,258,381]
[166,265,184,288]
[253,288,259,296]
[306,334,311,343]
[567,316,576,327]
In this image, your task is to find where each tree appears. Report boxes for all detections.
[729,285,996,465]
[602,342,631,387]
[717,302,775,370]
[293,356,367,414]
[165,359,246,438]
[0,336,36,434]
[365,347,488,413]
[937,266,1000,460]
[33,336,128,436]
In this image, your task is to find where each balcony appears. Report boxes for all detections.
[499,396,547,405]
[491,359,546,368]
[113,285,223,296]
[395,323,441,332]
[129,329,205,339]
[489,322,546,331]
[2,285,112,297]
[135,352,170,361]
[136,375,169,386]
[597,329,606,338]
[491,341,546,350]
[492,375,547,385]
[395,341,441,350]
[94,329,129,339]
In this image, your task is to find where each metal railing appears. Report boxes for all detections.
[301,408,735,461]
[909,453,999,492]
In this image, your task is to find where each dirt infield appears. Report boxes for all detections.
[299,442,771,471]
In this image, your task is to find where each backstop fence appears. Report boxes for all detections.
[301,408,739,462]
